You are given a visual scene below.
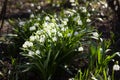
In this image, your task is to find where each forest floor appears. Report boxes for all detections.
[0,0,118,80]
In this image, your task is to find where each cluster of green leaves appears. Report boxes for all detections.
[74,40,116,80]
[18,7,94,80]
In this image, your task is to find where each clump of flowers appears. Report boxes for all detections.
[21,8,94,80]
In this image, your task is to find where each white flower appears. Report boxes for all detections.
[43,22,48,27]
[62,21,67,25]
[104,3,108,8]
[28,50,34,56]
[86,19,91,22]
[52,3,55,7]
[91,76,98,80]
[27,9,31,13]
[73,16,80,21]
[64,10,74,16]
[78,47,84,51]
[37,6,41,9]
[30,36,36,41]
[87,13,91,17]
[51,28,57,33]
[113,61,120,71]
[64,65,68,68]
[49,23,55,27]
[74,31,79,35]
[56,4,60,7]
[92,8,95,11]
[52,37,57,42]
[115,52,120,57]
[91,32,99,40]
[77,20,82,25]
[115,6,118,11]
[30,3,34,7]
[67,33,72,37]
[61,27,66,31]
[36,30,42,35]
[58,32,63,37]
[45,16,50,21]
[39,35,45,43]
[34,23,39,26]
[93,32,99,37]
[97,18,103,21]
[71,3,76,6]
[19,21,25,26]
[23,41,33,48]
[68,78,74,80]
[37,18,40,21]
[36,50,40,54]
[100,48,103,52]
[63,18,69,22]
[113,64,120,71]
[29,26,36,31]
[69,0,75,3]
[80,7,87,13]
[30,14,34,18]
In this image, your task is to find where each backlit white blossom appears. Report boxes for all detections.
[28,50,34,56]
[37,6,41,10]
[78,47,84,51]
[30,14,34,18]
[30,36,36,41]
[34,23,39,26]
[52,37,57,42]
[91,76,98,80]
[78,20,82,25]
[69,0,75,3]
[58,32,63,37]
[86,19,91,22]
[74,31,79,35]
[19,21,25,26]
[37,18,40,21]
[69,78,74,80]
[39,35,45,43]
[113,61,120,71]
[23,41,33,48]
[30,3,34,7]
[45,16,50,21]
[87,13,91,17]
[29,26,36,31]
[36,50,40,54]
[67,33,72,37]
[91,32,99,40]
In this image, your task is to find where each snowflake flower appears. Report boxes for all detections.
[30,36,36,41]
[69,0,75,3]
[78,20,82,25]
[91,32,99,40]
[78,47,84,51]
[113,61,120,71]
[45,16,50,21]
[74,31,79,35]
[28,50,34,56]
[30,14,34,18]
[23,41,33,48]
[29,26,36,31]
[36,50,40,54]
[86,19,91,22]
[52,37,57,42]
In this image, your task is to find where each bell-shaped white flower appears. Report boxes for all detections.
[113,61,120,71]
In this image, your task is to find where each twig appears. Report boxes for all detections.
[0,0,8,33]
